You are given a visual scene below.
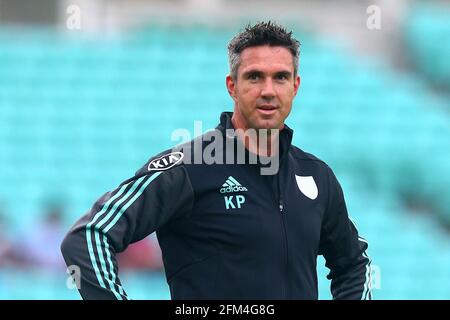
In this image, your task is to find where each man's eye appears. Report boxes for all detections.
[248,74,259,80]
[276,74,287,80]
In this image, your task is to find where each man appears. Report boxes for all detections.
[61,21,372,300]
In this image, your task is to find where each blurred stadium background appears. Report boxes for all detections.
[0,0,449,299]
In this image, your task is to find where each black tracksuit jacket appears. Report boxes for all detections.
[61,112,372,300]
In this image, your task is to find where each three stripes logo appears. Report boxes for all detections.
[220,176,248,193]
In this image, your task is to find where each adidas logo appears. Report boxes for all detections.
[220,176,248,193]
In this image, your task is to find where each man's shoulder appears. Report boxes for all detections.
[289,145,330,168]
[288,145,340,187]
[135,147,187,177]
[135,129,220,176]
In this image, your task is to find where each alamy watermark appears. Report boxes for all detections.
[66,5,81,30]
[66,265,81,290]
[366,5,381,30]
[170,121,281,175]
[370,264,382,290]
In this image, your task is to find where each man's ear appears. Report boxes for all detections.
[293,75,301,97]
[226,74,237,101]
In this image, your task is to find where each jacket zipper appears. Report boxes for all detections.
[278,174,289,299]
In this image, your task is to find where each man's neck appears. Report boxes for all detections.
[231,115,280,158]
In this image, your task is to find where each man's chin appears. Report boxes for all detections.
[252,119,282,131]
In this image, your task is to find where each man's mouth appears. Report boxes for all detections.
[257,105,278,115]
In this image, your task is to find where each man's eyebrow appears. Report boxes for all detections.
[242,69,293,78]
[242,70,264,77]
[274,70,293,78]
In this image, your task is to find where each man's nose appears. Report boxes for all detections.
[261,79,276,99]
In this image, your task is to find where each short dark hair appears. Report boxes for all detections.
[227,21,300,80]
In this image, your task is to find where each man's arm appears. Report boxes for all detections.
[318,166,372,300]
[60,164,194,300]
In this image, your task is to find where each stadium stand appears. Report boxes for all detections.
[404,3,450,88]
[0,23,449,299]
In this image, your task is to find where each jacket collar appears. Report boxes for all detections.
[216,111,293,165]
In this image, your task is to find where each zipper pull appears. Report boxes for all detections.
[279,200,284,212]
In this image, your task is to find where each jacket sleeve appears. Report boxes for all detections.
[318,166,373,300]
[60,163,194,300]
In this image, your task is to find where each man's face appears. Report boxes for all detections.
[226,45,300,130]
